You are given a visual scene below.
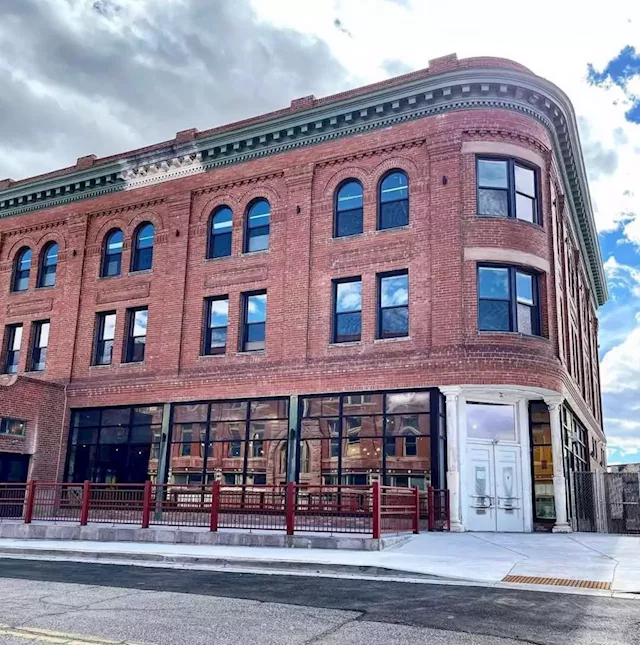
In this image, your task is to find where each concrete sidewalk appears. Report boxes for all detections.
[0,532,638,597]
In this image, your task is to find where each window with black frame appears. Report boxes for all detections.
[241,291,266,352]
[300,390,432,488]
[333,277,362,343]
[0,418,26,436]
[476,157,539,223]
[529,401,555,521]
[38,243,58,288]
[378,171,409,230]
[208,206,233,258]
[477,265,541,335]
[203,296,228,355]
[131,222,154,272]
[30,320,49,372]
[124,307,147,363]
[3,324,22,374]
[245,199,270,253]
[12,247,31,292]
[94,312,116,366]
[101,229,123,277]
[169,398,288,486]
[66,406,163,483]
[334,180,363,237]
[377,271,409,338]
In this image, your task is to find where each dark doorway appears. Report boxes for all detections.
[0,453,30,518]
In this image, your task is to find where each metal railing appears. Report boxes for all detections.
[0,481,450,537]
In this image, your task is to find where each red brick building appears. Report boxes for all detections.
[0,54,607,532]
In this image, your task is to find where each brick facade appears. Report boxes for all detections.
[0,54,606,487]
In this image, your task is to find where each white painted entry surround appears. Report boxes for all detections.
[441,387,539,533]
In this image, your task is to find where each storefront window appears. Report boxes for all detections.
[530,401,555,521]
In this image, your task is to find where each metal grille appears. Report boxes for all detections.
[503,575,611,590]
[571,471,640,534]
[151,484,211,527]
[294,486,372,534]
[380,486,415,534]
[32,483,84,522]
[0,484,27,519]
[218,485,286,531]
[88,485,146,524]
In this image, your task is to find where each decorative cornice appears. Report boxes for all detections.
[3,219,66,238]
[315,138,426,168]
[90,197,165,219]
[0,66,607,305]
[463,128,548,155]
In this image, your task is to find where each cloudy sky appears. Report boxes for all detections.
[2,0,639,463]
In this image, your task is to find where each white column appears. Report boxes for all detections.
[545,396,571,533]
[441,387,464,532]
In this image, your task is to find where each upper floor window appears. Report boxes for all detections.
[378,271,409,338]
[477,265,541,335]
[38,243,58,288]
[477,157,539,224]
[125,307,148,363]
[378,171,409,230]
[208,206,233,259]
[30,320,50,372]
[94,311,116,366]
[131,223,154,272]
[242,291,266,352]
[245,199,270,253]
[334,180,363,238]
[12,247,31,292]
[3,324,22,374]
[203,296,229,355]
[0,417,25,436]
[333,277,362,343]
[102,229,123,277]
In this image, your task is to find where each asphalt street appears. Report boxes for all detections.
[0,558,637,644]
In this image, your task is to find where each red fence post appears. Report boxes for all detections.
[210,480,220,532]
[141,480,152,529]
[372,482,381,539]
[285,482,295,536]
[80,480,91,526]
[428,486,435,532]
[24,481,36,524]
[413,486,420,534]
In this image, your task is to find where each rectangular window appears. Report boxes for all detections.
[333,277,362,343]
[0,418,26,436]
[203,296,228,355]
[378,271,409,338]
[125,308,148,363]
[477,157,539,224]
[242,291,266,352]
[478,265,541,335]
[404,435,417,457]
[3,324,22,374]
[94,312,116,366]
[30,320,50,372]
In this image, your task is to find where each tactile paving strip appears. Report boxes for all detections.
[502,575,611,590]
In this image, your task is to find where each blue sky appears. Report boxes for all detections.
[1,0,639,463]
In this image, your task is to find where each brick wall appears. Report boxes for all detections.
[0,105,605,480]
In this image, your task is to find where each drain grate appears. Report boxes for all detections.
[502,575,611,590]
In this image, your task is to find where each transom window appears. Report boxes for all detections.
[476,157,539,224]
[477,265,541,335]
[378,171,409,230]
[245,199,270,253]
[208,206,233,258]
[12,247,31,292]
[38,243,58,288]
[334,180,363,238]
[333,277,362,343]
[102,229,123,277]
[377,271,409,339]
[131,223,154,272]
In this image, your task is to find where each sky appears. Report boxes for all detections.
[1,0,639,464]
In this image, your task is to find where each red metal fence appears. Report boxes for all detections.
[0,481,449,537]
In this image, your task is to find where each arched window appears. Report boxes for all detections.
[208,206,233,258]
[38,242,59,288]
[378,170,409,230]
[131,222,154,272]
[12,247,32,292]
[334,180,363,237]
[245,199,270,253]
[301,441,311,474]
[101,229,123,277]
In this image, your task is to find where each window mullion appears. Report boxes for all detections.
[511,268,518,332]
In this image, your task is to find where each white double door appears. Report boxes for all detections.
[466,441,524,532]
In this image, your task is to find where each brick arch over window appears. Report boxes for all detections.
[320,166,370,202]
[4,236,38,263]
[126,211,166,242]
[371,156,422,186]
[90,217,129,247]
[237,185,282,221]
[198,194,240,225]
